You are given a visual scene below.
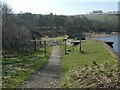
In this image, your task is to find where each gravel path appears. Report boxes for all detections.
[20,45,61,88]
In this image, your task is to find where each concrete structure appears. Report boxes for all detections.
[66,39,80,46]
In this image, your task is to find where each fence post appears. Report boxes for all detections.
[44,41,47,55]
[34,39,37,51]
[64,39,67,55]
[16,36,19,54]
[79,36,82,52]
[40,40,41,48]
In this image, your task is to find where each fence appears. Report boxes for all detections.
[2,39,47,57]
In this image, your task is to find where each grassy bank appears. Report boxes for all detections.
[60,40,117,87]
[2,45,52,88]
[52,36,65,41]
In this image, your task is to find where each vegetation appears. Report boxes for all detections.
[51,36,65,42]
[60,40,117,87]
[2,46,52,88]
[82,14,118,33]
[83,14,118,22]
[2,2,118,55]
[2,3,32,55]
[1,2,119,88]
[62,62,119,88]
[17,13,118,36]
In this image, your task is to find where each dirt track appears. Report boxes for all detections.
[20,45,61,88]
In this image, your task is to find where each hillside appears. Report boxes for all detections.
[83,14,118,22]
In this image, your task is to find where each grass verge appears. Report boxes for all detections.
[60,39,117,87]
[52,36,65,42]
[2,45,52,88]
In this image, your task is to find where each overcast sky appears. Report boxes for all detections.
[1,0,120,15]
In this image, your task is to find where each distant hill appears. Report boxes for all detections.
[78,14,118,22]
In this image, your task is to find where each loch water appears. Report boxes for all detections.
[92,34,120,56]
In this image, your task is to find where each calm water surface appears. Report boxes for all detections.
[92,35,120,55]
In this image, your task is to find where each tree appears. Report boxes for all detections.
[2,2,32,55]
[2,3,12,28]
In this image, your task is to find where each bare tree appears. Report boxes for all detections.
[2,2,32,55]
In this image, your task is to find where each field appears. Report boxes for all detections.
[2,46,52,88]
[60,39,117,87]
[51,36,65,41]
[81,14,118,22]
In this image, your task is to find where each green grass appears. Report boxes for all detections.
[60,39,117,87]
[2,45,52,88]
[52,36,65,41]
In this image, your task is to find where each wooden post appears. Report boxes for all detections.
[40,40,41,47]
[80,36,82,52]
[34,39,37,51]
[16,36,19,53]
[65,39,67,55]
[31,39,41,52]
[44,41,47,55]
